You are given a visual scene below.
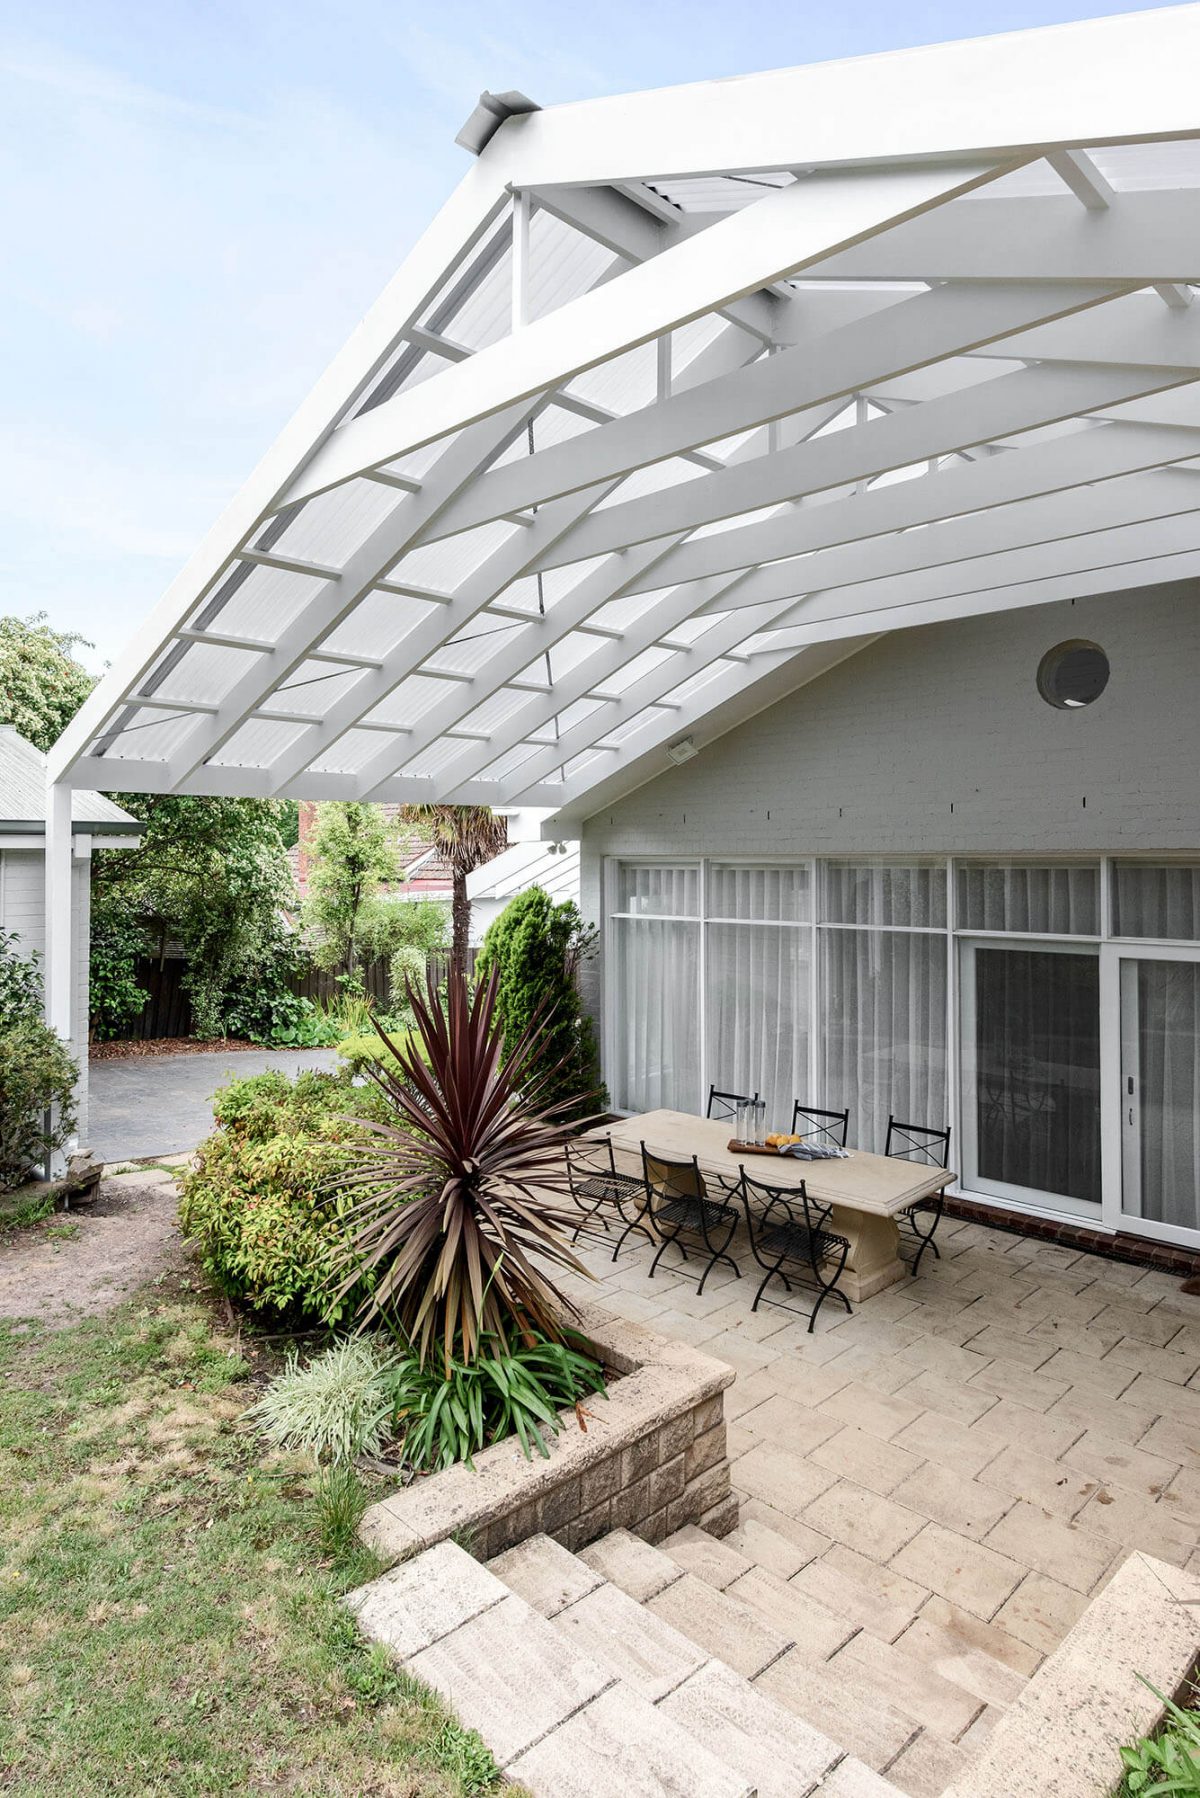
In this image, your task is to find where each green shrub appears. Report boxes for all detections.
[246,1338,396,1464]
[1119,1679,1200,1794]
[179,1070,388,1322]
[0,926,42,1032]
[0,932,77,1189]
[246,1327,606,1475]
[389,1330,606,1471]
[0,1019,79,1190]
[475,887,604,1120]
[335,1027,418,1079]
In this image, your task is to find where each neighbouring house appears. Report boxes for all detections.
[467,836,580,942]
[41,6,1200,1260]
[292,799,521,943]
[0,725,140,1144]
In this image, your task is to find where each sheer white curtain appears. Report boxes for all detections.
[821,928,948,1151]
[707,924,810,1127]
[705,865,811,1127]
[956,864,1098,935]
[1114,865,1200,941]
[1132,960,1200,1230]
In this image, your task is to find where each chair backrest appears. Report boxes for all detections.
[885,1117,952,1168]
[641,1143,707,1206]
[565,1135,616,1190]
[707,1084,757,1121]
[790,1102,850,1147]
[739,1167,829,1238]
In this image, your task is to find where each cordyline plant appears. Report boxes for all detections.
[332,965,597,1367]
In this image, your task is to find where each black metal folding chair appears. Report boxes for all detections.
[790,1102,850,1147]
[885,1117,952,1277]
[707,1084,757,1121]
[727,1167,851,1331]
[641,1143,741,1295]
[565,1135,652,1260]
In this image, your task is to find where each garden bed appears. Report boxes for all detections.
[359,1301,736,1567]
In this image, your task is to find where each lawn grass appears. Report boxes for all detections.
[0,1276,522,1797]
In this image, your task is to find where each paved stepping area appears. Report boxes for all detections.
[554,1213,1200,1794]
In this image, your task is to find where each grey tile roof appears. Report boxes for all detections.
[0,726,140,833]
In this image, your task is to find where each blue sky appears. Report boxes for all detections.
[0,0,1185,670]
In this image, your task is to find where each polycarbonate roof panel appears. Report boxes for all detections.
[645,172,796,214]
[211,718,311,767]
[392,520,519,591]
[269,477,403,564]
[184,562,320,647]
[54,16,1200,816]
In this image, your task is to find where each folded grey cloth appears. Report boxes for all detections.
[777,1141,851,1160]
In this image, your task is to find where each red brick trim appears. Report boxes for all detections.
[942,1193,1200,1280]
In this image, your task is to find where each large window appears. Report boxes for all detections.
[707,864,811,1123]
[608,865,700,1113]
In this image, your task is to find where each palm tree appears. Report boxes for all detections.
[399,805,507,981]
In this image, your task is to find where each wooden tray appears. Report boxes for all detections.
[726,1139,784,1156]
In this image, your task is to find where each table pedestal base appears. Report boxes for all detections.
[828,1206,907,1302]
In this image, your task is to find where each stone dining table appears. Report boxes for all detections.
[587,1108,956,1302]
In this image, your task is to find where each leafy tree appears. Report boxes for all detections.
[398,805,507,982]
[388,900,450,1026]
[91,794,297,1040]
[0,614,300,1043]
[0,932,77,1188]
[301,802,403,987]
[0,614,96,753]
[88,899,150,1041]
[475,887,605,1120]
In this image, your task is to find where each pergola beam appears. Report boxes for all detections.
[420,280,1122,540]
[524,360,1200,572]
[279,160,1009,507]
[800,190,1200,283]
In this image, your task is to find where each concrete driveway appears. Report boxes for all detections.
[88,1048,338,1164]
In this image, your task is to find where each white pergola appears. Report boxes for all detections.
[46,4,1200,1037]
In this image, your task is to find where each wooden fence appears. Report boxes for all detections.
[124,947,478,1042]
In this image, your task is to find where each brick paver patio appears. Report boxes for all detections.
[559,1211,1200,1794]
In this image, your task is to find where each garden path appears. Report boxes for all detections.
[0,1165,181,1328]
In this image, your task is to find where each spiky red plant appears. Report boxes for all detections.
[333,967,596,1366]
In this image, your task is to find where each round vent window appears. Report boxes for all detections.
[1037,640,1110,710]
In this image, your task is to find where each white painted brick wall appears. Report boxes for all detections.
[578,583,1200,1035]
[0,848,92,1143]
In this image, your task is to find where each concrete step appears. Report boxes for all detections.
[348,1539,752,1798]
[489,1532,906,1798]
[662,1517,1024,1795]
[755,1648,922,1774]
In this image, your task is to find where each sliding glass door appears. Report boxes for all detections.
[960,939,1102,1215]
[1119,948,1200,1244]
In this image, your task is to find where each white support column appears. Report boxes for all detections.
[45,778,73,1042]
[44,777,76,1174]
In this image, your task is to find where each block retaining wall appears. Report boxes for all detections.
[358,1303,737,1567]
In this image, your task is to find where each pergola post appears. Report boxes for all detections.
[45,777,74,1040]
[44,777,75,1175]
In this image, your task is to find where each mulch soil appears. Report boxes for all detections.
[90,1037,261,1060]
